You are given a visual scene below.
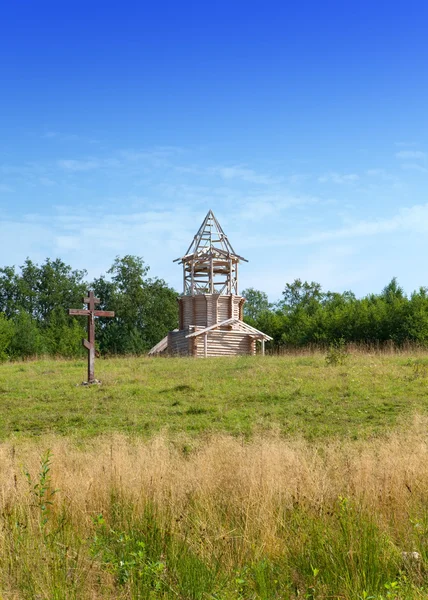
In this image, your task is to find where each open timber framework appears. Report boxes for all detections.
[149,210,271,357]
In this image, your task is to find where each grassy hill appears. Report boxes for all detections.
[1,352,428,440]
[2,352,428,599]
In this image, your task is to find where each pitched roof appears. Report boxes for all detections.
[174,210,247,264]
[185,318,273,341]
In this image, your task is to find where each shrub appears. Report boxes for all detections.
[0,313,14,361]
[325,338,349,366]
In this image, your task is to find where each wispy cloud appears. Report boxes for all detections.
[1,205,205,287]
[318,172,359,184]
[238,193,320,221]
[395,150,427,160]
[57,158,120,171]
[175,164,282,186]
[213,166,282,186]
[39,177,55,187]
[42,131,99,144]
[57,159,101,171]
[366,168,386,177]
[401,163,428,173]
[258,203,428,247]
[395,141,418,148]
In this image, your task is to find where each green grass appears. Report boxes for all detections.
[3,352,428,598]
[1,352,428,440]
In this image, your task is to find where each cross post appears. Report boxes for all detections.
[68,291,115,383]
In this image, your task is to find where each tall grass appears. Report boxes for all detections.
[1,423,428,598]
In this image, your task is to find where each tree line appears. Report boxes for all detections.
[1,256,427,361]
[0,256,178,361]
[242,278,428,348]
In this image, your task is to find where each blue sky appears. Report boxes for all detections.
[1,1,428,301]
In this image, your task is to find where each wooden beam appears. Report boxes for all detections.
[83,296,100,305]
[191,261,195,295]
[68,309,89,316]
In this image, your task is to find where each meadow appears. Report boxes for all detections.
[2,351,428,440]
[2,352,428,598]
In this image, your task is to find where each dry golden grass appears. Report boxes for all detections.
[2,421,428,598]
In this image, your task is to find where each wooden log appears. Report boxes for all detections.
[68,309,89,316]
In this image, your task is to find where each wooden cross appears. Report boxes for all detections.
[68,291,115,384]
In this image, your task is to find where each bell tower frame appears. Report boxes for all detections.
[174,210,247,296]
[149,209,272,357]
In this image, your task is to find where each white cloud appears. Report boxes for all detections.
[39,177,55,187]
[57,159,101,171]
[238,193,320,221]
[318,172,359,184]
[401,163,428,173]
[57,158,120,171]
[214,165,282,186]
[253,203,428,248]
[42,131,99,143]
[395,150,427,160]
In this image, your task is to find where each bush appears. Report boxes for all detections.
[325,338,349,366]
[9,312,44,359]
[0,313,14,361]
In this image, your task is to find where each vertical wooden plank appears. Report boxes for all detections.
[239,298,245,321]
[69,290,114,383]
[88,312,95,382]
[178,298,184,330]
[191,261,195,295]
[204,332,208,358]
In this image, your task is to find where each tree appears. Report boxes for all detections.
[0,313,14,361]
[0,258,87,325]
[92,256,178,354]
[382,277,405,303]
[8,312,44,359]
[242,288,270,321]
[35,258,87,325]
[0,266,19,318]
[280,279,323,313]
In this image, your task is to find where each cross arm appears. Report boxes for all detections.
[94,311,115,317]
[69,309,90,316]
[83,296,100,304]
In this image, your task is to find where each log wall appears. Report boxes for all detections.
[168,327,257,357]
[168,329,192,356]
[179,295,244,328]
[194,329,255,358]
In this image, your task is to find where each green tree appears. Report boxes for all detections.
[8,312,44,359]
[280,279,323,314]
[93,256,178,354]
[242,288,270,321]
[0,266,19,318]
[0,313,14,361]
[43,307,86,357]
[35,258,87,325]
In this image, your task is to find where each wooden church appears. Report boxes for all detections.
[149,210,272,357]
